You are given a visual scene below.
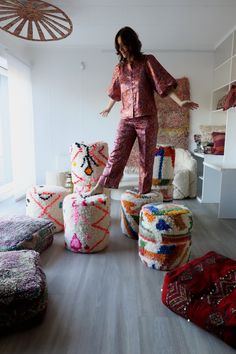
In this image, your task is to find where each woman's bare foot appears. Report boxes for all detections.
[84,183,104,197]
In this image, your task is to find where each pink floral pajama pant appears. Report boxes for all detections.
[99,115,158,194]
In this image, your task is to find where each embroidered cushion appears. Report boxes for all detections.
[0,250,48,332]
[0,215,55,253]
[212,132,225,155]
[162,251,236,349]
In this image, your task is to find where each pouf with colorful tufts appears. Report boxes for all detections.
[63,193,110,253]
[152,145,175,186]
[70,141,108,194]
[0,215,55,253]
[162,251,236,349]
[0,250,48,333]
[121,189,163,239]
[26,185,69,233]
[138,203,192,270]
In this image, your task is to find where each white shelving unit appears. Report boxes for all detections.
[201,29,236,218]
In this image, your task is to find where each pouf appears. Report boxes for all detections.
[173,169,190,199]
[0,215,55,253]
[0,250,48,332]
[26,185,69,232]
[63,193,110,253]
[162,251,236,349]
[139,203,192,270]
[152,185,174,202]
[121,189,163,239]
[70,141,108,194]
[152,145,175,186]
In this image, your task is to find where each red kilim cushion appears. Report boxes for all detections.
[162,251,236,348]
[212,132,225,155]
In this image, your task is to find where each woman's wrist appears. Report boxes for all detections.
[180,100,191,107]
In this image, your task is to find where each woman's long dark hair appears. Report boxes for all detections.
[115,26,143,62]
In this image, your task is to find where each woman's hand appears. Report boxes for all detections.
[100,99,116,117]
[100,108,111,117]
[181,100,199,110]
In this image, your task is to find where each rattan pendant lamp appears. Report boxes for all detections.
[0,0,73,41]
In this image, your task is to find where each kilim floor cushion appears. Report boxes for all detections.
[63,193,110,253]
[121,189,163,239]
[162,251,236,349]
[139,203,192,270]
[0,215,55,253]
[0,250,48,333]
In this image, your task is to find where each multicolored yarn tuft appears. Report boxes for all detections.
[121,189,163,239]
[63,193,110,253]
[139,203,192,270]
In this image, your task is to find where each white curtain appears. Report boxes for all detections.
[7,54,36,200]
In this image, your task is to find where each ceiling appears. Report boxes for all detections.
[1,0,236,51]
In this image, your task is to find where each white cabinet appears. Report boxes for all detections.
[193,152,236,218]
[193,153,223,201]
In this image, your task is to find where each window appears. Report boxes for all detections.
[0,64,12,188]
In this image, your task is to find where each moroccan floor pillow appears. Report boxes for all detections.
[121,189,163,239]
[162,251,236,349]
[63,193,110,253]
[26,185,69,232]
[0,250,48,332]
[0,215,55,252]
[139,203,192,270]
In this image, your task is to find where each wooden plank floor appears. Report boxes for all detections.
[0,198,236,354]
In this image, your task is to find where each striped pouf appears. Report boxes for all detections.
[26,185,69,233]
[139,203,192,270]
[152,145,175,201]
[121,190,163,239]
[70,141,108,194]
[63,193,110,253]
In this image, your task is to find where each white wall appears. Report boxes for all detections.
[28,47,214,184]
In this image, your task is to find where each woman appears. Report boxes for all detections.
[87,26,198,196]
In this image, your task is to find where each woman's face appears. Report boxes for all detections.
[117,36,129,59]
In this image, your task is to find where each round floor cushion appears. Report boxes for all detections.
[63,193,110,253]
[0,250,48,332]
[139,203,192,270]
[26,185,69,232]
[121,189,163,239]
[0,215,55,253]
[162,251,236,349]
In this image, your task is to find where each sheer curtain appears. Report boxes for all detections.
[7,54,36,200]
